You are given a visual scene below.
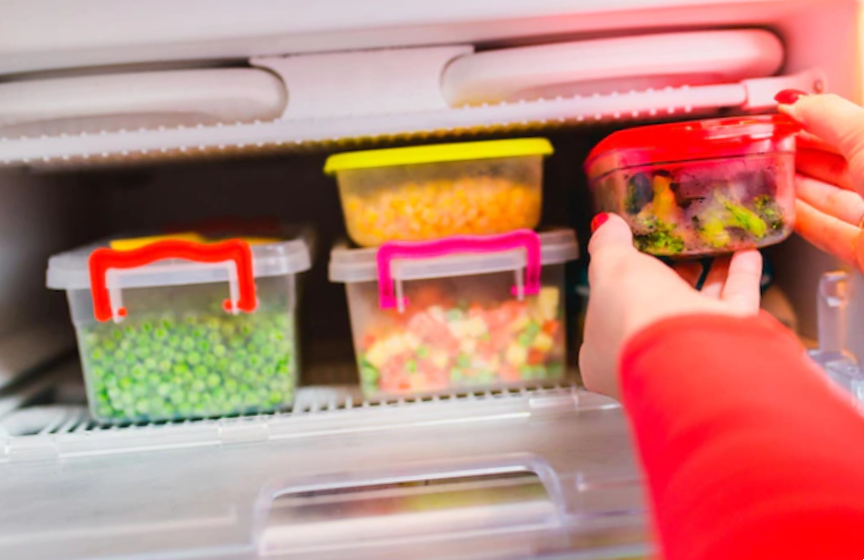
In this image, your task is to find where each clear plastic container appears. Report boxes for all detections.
[324,138,553,246]
[46,228,312,423]
[585,115,800,257]
[329,229,579,397]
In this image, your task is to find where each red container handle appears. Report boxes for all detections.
[89,239,257,323]
[376,230,542,310]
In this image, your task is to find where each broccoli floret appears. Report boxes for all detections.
[721,200,767,238]
[753,195,785,231]
[633,217,685,255]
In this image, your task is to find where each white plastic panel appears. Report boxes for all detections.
[442,29,784,106]
[0,0,809,75]
[0,387,647,560]
[0,69,287,139]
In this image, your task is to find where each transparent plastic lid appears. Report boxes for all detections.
[329,229,578,284]
[47,227,314,291]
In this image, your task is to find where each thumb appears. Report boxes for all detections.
[588,213,635,257]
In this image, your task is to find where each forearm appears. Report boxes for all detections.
[621,312,864,560]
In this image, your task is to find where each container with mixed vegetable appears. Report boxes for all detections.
[330,229,579,397]
[586,115,799,257]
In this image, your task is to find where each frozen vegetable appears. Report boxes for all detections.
[603,160,791,257]
[357,285,566,396]
[78,287,296,423]
[342,178,541,246]
[587,115,798,257]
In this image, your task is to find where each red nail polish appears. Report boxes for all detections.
[590,213,609,233]
[774,89,808,105]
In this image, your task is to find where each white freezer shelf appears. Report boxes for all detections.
[0,70,825,169]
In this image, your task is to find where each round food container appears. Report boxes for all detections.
[324,138,552,246]
[585,115,800,257]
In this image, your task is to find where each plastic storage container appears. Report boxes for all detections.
[46,229,312,423]
[585,115,799,257]
[329,229,579,397]
[324,138,553,246]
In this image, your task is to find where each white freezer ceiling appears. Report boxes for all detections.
[0,0,811,75]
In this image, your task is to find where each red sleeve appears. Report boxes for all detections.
[620,312,864,560]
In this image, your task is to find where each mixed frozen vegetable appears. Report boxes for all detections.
[595,157,792,256]
[356,285,566,396]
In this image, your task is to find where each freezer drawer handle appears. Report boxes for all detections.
[376,229,542,311]
[88,239,257,323]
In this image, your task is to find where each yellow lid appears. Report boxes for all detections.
[324,138,553,174]
[110,233,282,251]
[110,233,206,251]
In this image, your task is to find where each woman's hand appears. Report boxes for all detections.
[776,91,864,270]
[579,214,762,399]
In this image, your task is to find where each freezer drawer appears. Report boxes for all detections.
[0,387,648,560]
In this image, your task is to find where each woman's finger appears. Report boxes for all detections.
[673,261,703,288]
[780,94,864,196]
[795,174,864,226]
[701,257,731,299]
[720,250,763,314]
[796,149,855,193]
[794,199,859,265]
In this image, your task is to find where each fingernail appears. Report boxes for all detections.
[590,213,609,233]
[774,89,808,105]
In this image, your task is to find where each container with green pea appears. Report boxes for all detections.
[46,229,312,424]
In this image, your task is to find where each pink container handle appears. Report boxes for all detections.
[377,229,542,310]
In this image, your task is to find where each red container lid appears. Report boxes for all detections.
[584,114,801,181]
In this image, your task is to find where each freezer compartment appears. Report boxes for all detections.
[46,230,313,423]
